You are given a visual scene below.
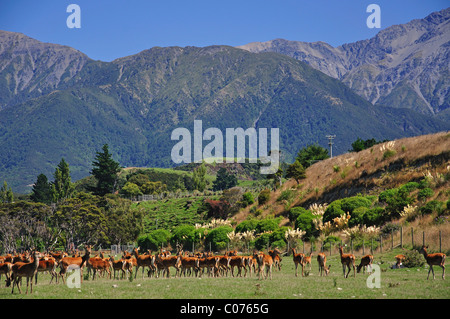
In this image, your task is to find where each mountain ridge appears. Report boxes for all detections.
[237,7,450,118]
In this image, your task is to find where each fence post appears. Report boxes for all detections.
[351,238,353,254]
[371,238,373,255]
[423,231,425,247]
[400,227,403,248]
[362,240,365,255]
[379,235,382,253]
[391,229,394,249]
[411,227,414,248]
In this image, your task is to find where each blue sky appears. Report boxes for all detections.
[0,0,448,62]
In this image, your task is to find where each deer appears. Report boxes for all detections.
[339,245,355,278]
[394,254,406,268]
[59,245,91,284]
[11,250,40,294]
[35,256,59,284]
[304,252,313,270]
[419,245,446,280]
[0,261,13,287]
[357,254,374,274]
[291,248,305,277]
[255,250,278,280]
[133,247,155,279]
[317,252,331,276]
[155,253,179,278]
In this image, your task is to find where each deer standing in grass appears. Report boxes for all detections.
[357,254,374,274]
[59,246,91,284]
[11,250,40,294]
[339,245,355,278]
[317,253,331,276]
[291,248,305,277]
[419,245,445,280]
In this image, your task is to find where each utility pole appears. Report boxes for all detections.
[326,135,336,158]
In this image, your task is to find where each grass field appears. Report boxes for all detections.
[1,248,448,300]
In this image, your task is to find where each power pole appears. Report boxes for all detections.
[326,135,336,158]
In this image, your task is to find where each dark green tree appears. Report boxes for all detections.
[30,174,52,204]
[51,158,74,202]
[212,167,238,191]
[0,181,14,203]
[90,144,121,196]
[192,162,207,192]
[296,144,329,168]
[285,160,306,184]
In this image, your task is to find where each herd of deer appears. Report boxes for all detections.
[0,244,445,294]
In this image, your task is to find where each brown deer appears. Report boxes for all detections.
[357,255,374,274]
[291,248,305,277]
[0,261,13,287]
[59,245,91,284]
[419,246,446,280]
[339,245,355,278]
[11,250,40,294]
[317,252,331,276]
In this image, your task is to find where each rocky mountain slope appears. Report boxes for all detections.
[238,8,450,119]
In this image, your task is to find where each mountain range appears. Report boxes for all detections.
[238,7,450,119]
[0,8,449,193]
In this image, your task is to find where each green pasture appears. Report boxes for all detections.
[1,248,448,299]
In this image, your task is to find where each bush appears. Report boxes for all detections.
[241,192,255,207]
[403,249,425,268]
[382,149,396,160]
[205,226,233,251]
[417,188,434,202]
[256,218,281,234]
[295,210,318,238]
[137,229,171,251]
[362,207,386,226]
[258,189,271,205]
[323,200,344,223]
[420,200,444,216]
[379,187,412,219]
[235,219,258,233]
[289,206,309,223]
[400,182,419,193]
[170,225,196,248]
[277,190,295,202]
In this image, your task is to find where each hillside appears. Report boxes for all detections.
[238,8,450,119]
[1,36,447,193]
[233,131,450,225]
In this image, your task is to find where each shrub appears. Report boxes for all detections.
[170,224,196,248]
[400,182,419,193]
[362,207,386,226]
[205,226,233,251]
[254,232,271,250]
[379,187,413,219]
[295,210,318,238]
[258,189,271,205]
[235,219,258,233]
[417,188,434,202]
[277,190,295,202]
[241,192,255,207]
[348,206,368,227]
[403,249,425,268]
[289,206,309,223]
[256,217,281,234]
[420,200,444,216]
[137,229,171,251]
[323,200,344,223]
[382,149,396,160]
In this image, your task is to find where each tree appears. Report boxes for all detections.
[119,182,143,197]
[349,137,385,152]
[30,174,52,204]
[0,181,14,203]
[296,144,329,168]
[286,160,306,184]
[192,162,207,192]
[90,144,121,196]
[51,158,74,202]
[212,167,238,191]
